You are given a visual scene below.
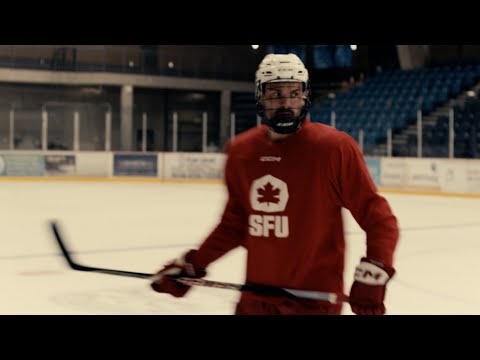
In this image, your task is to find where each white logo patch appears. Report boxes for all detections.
[250,174,289,213]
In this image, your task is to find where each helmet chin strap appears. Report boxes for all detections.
[258,104,309,135]
[263,114,305,134]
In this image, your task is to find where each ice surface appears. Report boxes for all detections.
[1,180,479,315]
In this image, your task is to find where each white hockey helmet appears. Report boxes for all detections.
[255,53,309,90]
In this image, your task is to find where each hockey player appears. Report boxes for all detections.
[151,53,399,315]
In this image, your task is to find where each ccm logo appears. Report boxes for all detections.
[355,269,382,280]
[354,262,389,285]
[259,156,281,162]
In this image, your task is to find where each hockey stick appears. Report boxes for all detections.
[50,221,349,304]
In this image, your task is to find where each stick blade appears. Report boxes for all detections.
[50,220,78,270]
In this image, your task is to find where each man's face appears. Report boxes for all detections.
[261,82,305,120]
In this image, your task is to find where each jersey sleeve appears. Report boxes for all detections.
[194,141,248,269]
[328,135,399,266]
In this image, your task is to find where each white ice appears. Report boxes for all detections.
[1,180,480,315]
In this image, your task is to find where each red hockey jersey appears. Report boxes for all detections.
[195,120,399,295]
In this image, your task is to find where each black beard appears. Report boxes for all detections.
[274,108,295,119]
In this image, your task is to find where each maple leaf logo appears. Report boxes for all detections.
[257,182,280,206]
[250,175,289,212]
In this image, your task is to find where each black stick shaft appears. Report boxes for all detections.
[51,221,349,303]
